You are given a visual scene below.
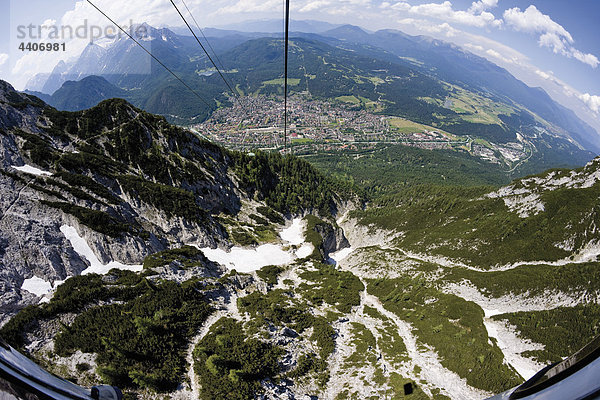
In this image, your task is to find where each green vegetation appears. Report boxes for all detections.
[55,171,120,204]
[54,278,211,392]
[229,228,258,246]
[236,288,334,385]
[237,290,314,333]
[446,262,600,298]
[142,245,208,270]
[118,175,207,222]
[57,151,126,177]
[1,274,121,349]
[2,270,211,393]
[193,318,282,399]
[388,118,447,135]
[336,95,360,104]
[311,317,337,359]
[352,180,600,267]
[40,201,131,237]
[494,305,600,364]
[288,352,327,379]
[0,270,210,391]
[388,372,434,400]
[299,262,363,313]
[37,176,106,205]
[2,272,212,393]
[12,129,60,168]
[262,78,300,86]
[256,265,284,285]
[345,322,377,366]
[306,144,508,199]
[367,276,522,393]
[248,213,268,225]
[256,206,285,224]
[232,151,349,215]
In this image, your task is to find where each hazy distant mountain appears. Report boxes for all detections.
[318,25,600,153]
[22,89,51,104]
[25,21,599,164]
[23,72,52,93]
[48,75,126,111]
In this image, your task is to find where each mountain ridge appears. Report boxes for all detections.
[24,22,599,154]
[0,79,350,323]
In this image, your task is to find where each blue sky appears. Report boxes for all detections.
[0,0,598,132]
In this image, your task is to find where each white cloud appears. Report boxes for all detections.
[468,0,498,14]
[538,32,566,54]
[298,1,332,13]
[215,0,280,15]
[579,93,600,114]
[398,18,458,37]
[504,5,598,68]
[463,43,484,52]
[504,5,572,40]
[485,48,516,64]
[535,69,552,80]
[391,0,502,28]
[572,50,600,69]
[0,54,8,67]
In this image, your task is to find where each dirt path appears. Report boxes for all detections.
[359,279,490,400]
[175,291,241,399]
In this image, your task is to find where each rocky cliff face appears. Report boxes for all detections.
[314,220,350,257]
[0,80,345,324]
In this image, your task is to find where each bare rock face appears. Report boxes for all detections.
[0,81,238,323]
[313,220,350,258]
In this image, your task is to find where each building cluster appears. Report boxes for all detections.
[192,94,528,167]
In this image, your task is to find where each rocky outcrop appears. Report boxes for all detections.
[314,220,350,258]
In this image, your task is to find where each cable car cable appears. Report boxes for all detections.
[283,0,290,154]
[168,0,251,118]
[179,0,229,83]
[86,0,212,108]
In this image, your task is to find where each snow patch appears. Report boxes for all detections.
[280,218,305,245]
[328,247,354,264]
[60,225,142,275]
[21,276,53,297]
[200,218,314,272]
[295,244,314,258]
[11,164,52,176]
[200,245,293,273]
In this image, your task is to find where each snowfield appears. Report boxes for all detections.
[11,164,52,176]
[200,218,314,272]
[21,276,53,297]
[60,225,143,275]
[328,246,354,265]
[279,218,305,245]
[200,244,293,272]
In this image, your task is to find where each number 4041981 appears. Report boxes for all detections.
[18,42,66,52]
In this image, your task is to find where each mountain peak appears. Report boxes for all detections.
[0,80,16,96]
[50,75,127,111]
[0,79,41,106]
[325,24,368,38]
